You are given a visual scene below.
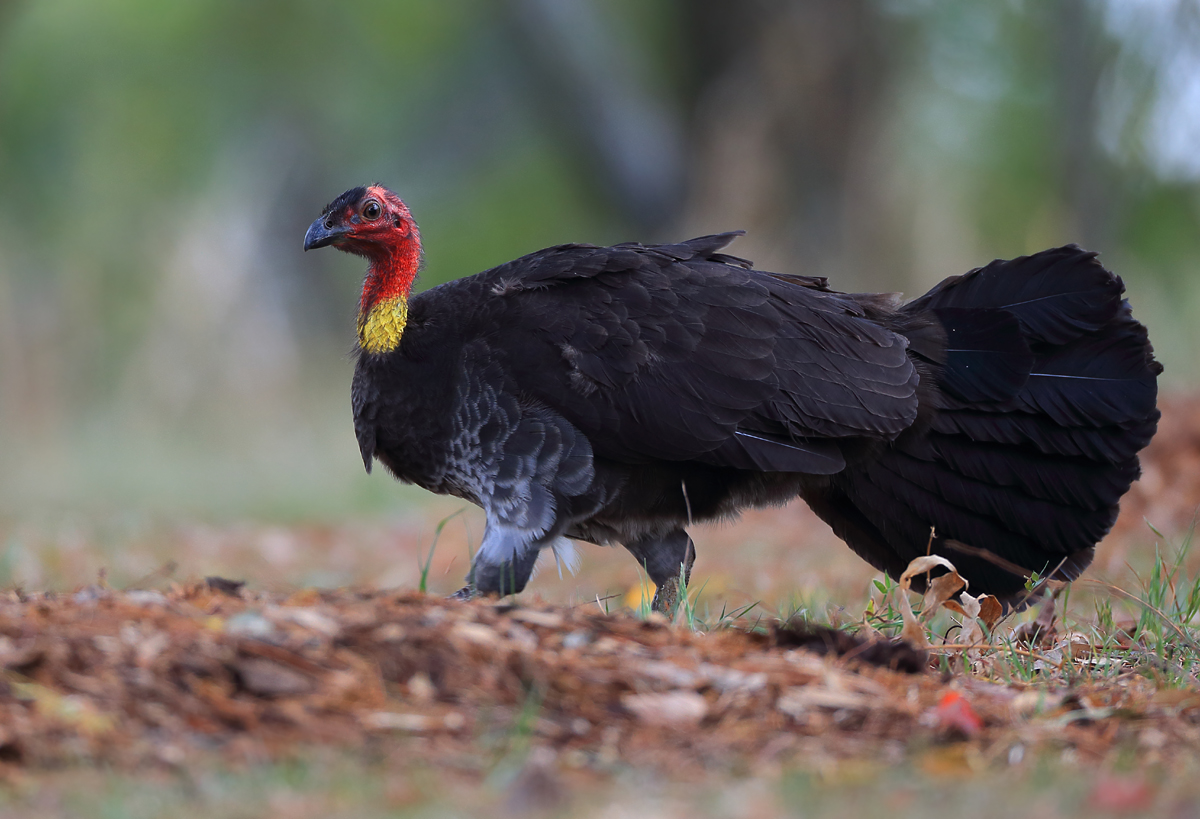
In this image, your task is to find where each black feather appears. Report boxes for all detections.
[931,307,1033,402]
[321,186,368,217]
[910,245,1122,345]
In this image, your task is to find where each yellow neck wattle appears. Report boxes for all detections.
[358,294,409,354]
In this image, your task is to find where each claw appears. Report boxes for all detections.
[651,578,680,616]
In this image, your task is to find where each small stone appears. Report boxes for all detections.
[1139,727,1167,749]
[73,585,108,604]
[421,607,448,626]
[510,609,564,629]
[562,630,591,650]
[372,623,406,642]
[776,686,868,716]
[268,606,340,637]
[507,623,539,651]
[136,632,170,666]
[157,743,186,766]
[622,691,708,726]
[406,672,436,702]
[225,611,276,640]
[451,622,498,646]
[235,658,313,697]
[363,712,437,732]
[125,590,168,607]
[635,660,699,688]
[699,663,768,693]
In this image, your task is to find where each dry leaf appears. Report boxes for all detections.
[622,691,708,726]
[510,609,564,629]
[777,686,869,715]
[899,555,961,587]
[1015,589,1060,648]
[958,592,985,652]
[899,606,928,648]
[11,681,114,736]
[0,549,1192,777]
[921,572,967,618]
[896,554,962,648]
[977,595,1003,631]
[235,658,314,697]
[362,712,438,732]
[450,622,499,646]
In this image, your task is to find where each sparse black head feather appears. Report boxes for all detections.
[321,186,369,217]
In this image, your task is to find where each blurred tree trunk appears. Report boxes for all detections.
[501,0,686,231]
[502,0,902,288]
[1056,0,1114,250]
[676,0,899,289]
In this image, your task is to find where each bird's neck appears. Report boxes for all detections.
[357,235,421,355]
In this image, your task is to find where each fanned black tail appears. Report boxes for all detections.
[802,246,1161,606]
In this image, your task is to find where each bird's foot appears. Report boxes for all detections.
[650,579,681,618]
[448,586,474,601]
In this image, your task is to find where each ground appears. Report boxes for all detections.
[0,396,1199,818]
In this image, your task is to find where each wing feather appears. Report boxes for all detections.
[463,238,917,471]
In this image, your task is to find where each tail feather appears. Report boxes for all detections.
[870,445,1111,553]
[910,245,1122,345]
[916,434,1137,511]
[930,409,1155,463]
[804,456,1084,594]
[804,246,1160,606]
[1013,307,1159,427]
[931,307,1033,403]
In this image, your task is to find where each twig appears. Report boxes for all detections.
[581,593,622,612]
[997,557,1069,630]
[942,539,1034,579]
[933,642,1066,668]
[128,561,179,590]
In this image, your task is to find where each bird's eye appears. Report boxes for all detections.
[363,201,381,220]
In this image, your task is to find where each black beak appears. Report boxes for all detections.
[304,216,347,251]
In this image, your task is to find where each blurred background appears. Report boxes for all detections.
[1,0,1199,604]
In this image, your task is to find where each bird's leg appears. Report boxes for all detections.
[465,547,540,601]
[652,540,696,616]
[622,530,696,616]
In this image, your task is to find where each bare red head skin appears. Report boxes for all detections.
[303,185,422,315]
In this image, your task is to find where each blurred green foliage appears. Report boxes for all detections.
[0,0,1197,517]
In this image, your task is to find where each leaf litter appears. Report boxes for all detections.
[1,393,1199,783]
[0,570,1194,779]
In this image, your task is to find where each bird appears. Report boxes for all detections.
[304,184,1161,613]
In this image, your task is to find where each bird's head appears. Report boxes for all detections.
[305,185,422,355]
[304,184,419,260]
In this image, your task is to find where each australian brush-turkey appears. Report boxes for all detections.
[304,185,1160,612]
